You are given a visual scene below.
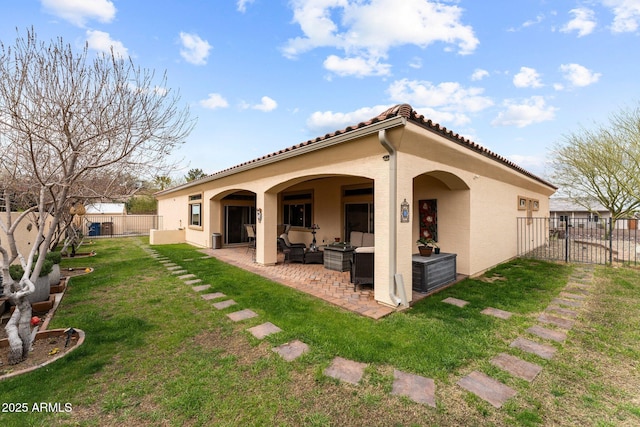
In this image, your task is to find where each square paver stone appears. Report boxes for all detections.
[178,273,196,280]
[457,371,517,408]
[481,307,513,320]
[213,299,237,310]
[272,340,309,361]
[442,297,469,308]
[392,370,436,407]
[184,279,202,286]
[227,309,258,322]
[510,337,556,360]
[324,357,367,385]
[201,292,226,301]
[192,284,211,292]
[491,353,542,382]
[171,270,188,275]
[248,322,282,339]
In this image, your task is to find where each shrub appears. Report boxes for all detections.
[9,259,54,280]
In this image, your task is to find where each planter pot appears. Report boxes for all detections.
[49,264,61,286]
[418,246,433,257]
[27,275,51,304]
[434,248,441,254]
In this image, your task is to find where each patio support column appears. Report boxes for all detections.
[256,191,278,265]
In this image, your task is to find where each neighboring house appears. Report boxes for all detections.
[550,197,637,230]
[85,203,127,215]
[154,105,556,308]
[549,197,609,226]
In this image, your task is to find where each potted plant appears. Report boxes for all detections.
[416,238,438,256]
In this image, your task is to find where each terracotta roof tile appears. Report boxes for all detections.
[188,104,556,190]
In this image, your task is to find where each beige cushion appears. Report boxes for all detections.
[349,231,364,246]
[362,233,374,247]
[355,246,374,253]
[279,233,292,246]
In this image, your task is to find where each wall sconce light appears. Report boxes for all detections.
[383,155,390,161]
[256,208,263,223]
[400,199,410,223]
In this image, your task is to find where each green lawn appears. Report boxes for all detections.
[0,237,638,426]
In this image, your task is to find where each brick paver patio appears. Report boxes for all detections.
[201,246,398,319]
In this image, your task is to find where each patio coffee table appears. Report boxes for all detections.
[303,249,324,264]
[323,244,355,272]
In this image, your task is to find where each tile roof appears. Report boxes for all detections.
[165,104,556,192]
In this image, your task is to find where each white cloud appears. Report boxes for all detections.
[602,0,640,32]
[323,55,391,77]
[561,8,597,37]
[248,96,278,112]
[513,67,543,88]
[86,30,128,58]
[41,0,116,27]
[179,32,212,65]
[387,79,493,126]
[559,63,601,87]
[492,96,557,128]
[200,93,229,109]
[306,105,392,133]
[409,57,423,69]
[283,0,478,77]
[471,68,489,81]
[237,0,255,13]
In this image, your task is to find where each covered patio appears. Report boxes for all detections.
[200,246,446,319]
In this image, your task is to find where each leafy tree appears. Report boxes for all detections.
[550,103,640,226]
[153,175,173,191]
[185,168,206,182]
[0,29,193,364]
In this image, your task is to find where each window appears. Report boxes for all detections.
[589,213,599,223]
[189,193,202,227]
[283,192,312,228]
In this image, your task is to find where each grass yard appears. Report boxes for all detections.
[0,237,639,426]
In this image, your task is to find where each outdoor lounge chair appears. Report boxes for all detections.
[350,247,374,291]
[278,237,306,263]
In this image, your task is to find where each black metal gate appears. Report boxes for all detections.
[517,217,639,265]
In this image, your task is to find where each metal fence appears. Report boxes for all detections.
[83,215,162,237]
[517,217,639,265]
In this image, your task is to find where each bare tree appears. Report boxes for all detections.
[0,29,194,364]
[550,103,640,226]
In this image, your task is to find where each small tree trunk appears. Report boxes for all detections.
[6,298,32,364]
[5,276,35,365]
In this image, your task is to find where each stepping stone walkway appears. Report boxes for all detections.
[442,297,469,307]
[490,353,542,382]
[457,371,517,408]
[510,337,556,360]
[272,340,309,362]
[184,279,202,286]
[537,313,574,330]
[453,265,595,408]
[146,245,598,412]
[201,292,226,301]
[527,325,567,343]
[213,299,237,310]
[324,357,367,385]
[392,370,436,407]
[248,322,282,339]
[481,307,513,320]
[227,309,258,322]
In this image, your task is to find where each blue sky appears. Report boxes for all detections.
[2,0,639,181]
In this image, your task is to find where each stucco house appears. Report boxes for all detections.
[154,104,556,308]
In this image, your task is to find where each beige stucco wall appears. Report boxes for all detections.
[156,120,556,307]
[0,212,54,263]
[149,228,186,245]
